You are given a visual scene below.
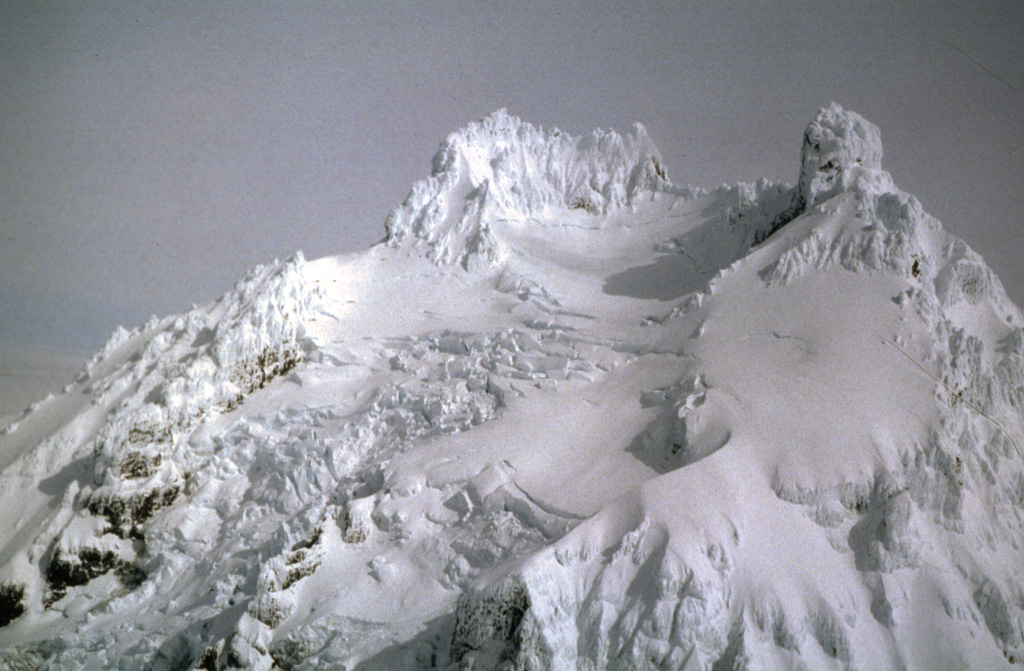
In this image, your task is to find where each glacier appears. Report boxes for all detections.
[0,104,1022,670]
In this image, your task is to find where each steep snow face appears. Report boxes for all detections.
[384,109,674,267]
[2,106,1024,671]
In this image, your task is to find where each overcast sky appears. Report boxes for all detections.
[1,0,1022,352]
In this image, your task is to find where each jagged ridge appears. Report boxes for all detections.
[2,104,1023,671]
[36,253,323,608]
[384,109,675,266]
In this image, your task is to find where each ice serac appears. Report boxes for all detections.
[384,109,673,267]
[0,252,322,622]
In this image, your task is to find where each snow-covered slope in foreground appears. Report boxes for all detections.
[2,105,1023,670]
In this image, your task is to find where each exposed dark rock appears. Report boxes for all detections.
[127,422,173,446]
[450,580,530,665]
[88,483,182,538]
[228,345,301,396]
[44,547,144,607]
[0,581,26,627]
[118,451,162,479]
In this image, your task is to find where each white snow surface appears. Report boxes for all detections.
[384,109,678,268]
[1,104,1023,671]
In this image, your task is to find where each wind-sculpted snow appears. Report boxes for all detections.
[3,106,1024,670]
[711,179,800,248]
[385,109,675,267]
[798,102,884,212]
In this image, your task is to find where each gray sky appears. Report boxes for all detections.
[1,0,1022,352]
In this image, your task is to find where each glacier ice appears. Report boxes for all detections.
[2,105,1024,670]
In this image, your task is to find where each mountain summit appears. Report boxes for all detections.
[1,105,1022,670]
[384,108,674,267]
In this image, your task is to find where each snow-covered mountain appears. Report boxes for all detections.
[1,104,1022,670]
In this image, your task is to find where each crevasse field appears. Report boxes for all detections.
[1,105,1023,670]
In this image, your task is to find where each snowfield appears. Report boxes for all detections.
[1,104,1023,670]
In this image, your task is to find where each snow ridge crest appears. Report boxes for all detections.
[384,109,673,266]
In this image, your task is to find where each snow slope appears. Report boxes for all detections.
[1,105,1022,670]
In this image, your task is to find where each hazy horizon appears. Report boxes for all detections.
[2,0,1022,353]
